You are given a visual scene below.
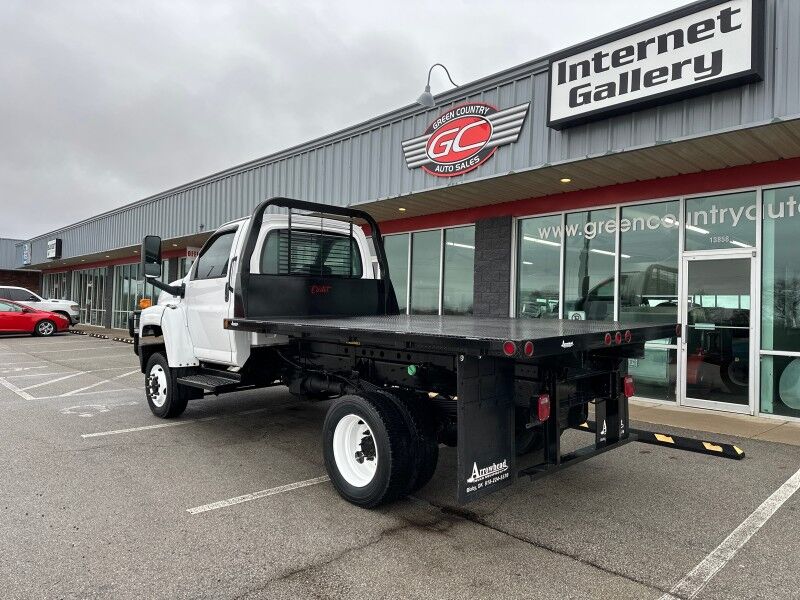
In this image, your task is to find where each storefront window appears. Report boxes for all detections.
[112,261,169,329]
[410,230,441,315]
[517,215,561,319]
[761,356,800,418]
[71,267,106,326]
[443,227,474,315]
[619,201,679,325]
[42,272,70,300]
[384,234,409,313]
[761,184,800,419]
[563,209,615,321]
[629,346,678,402]
[762,185,800,353]
[684,191,756,251]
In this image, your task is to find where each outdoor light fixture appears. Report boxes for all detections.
[416,63,458,108]
[398,207,406,212]
[560,178,572,183]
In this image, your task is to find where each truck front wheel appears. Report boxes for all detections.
[144,352,189,418]
[322,394,413,508]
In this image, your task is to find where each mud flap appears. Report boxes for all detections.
[456,355,515,503]
[593,390,629,448]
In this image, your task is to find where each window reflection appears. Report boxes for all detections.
[443,227,474,315]
[384,234,409,313]
[619,201,679,328]
[563,209,615,321]
[517,215,561,319]
[410,230,441,315]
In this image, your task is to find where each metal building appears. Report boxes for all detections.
[11,0,800,422]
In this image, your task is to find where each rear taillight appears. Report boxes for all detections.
[537,393,551,422]
[523,341,534,357]
[503,341,517,356]
[614,331,623,345]
[624,330,632,343]
[604,333,613,346]
[623,375,635,398]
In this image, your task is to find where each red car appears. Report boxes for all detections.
[0,299,70,337]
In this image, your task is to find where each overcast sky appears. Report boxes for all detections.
[1,0,688,240]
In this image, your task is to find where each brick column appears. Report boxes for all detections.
[473,216,513,318]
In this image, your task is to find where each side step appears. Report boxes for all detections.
[177,369,242,393]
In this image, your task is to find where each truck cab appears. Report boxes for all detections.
[135,210,377,372]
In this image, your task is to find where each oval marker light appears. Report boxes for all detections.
[624,330,632,343]
[604,333,612,346]
[614,332,623,345]
[503,341,517,356]
[523,341,534,357]
[537,394,551,422]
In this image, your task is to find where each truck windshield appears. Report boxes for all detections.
[260,229,363,278]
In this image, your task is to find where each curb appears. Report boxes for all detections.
[69,329,134,344]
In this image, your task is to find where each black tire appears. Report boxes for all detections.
[144,352,189,418]
[33,319,56,337]
[386,390,439,493]
[322,393,413,508]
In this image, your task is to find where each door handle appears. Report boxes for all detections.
[225,256,238,302]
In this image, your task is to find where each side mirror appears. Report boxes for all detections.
[22,307,32,313]
[142,236,162,278]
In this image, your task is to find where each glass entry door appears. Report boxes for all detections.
[681,254,755,413]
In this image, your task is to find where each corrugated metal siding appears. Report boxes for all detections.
[0,238,21,269]
[23,0,800,264]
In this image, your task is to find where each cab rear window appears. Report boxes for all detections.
[260,229,363,278]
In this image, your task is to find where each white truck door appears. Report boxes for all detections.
[183,226,240,364]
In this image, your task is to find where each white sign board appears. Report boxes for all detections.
[46,238,62,259]
[548,0,764,129]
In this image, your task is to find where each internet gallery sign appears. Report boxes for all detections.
[547,0,764,129]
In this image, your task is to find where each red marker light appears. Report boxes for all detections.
[604,333,613,346]
[537,393,551,422]
[614,332,623,345]
[503,341,517,356]
[624,330,632,343]
[623,375,635,398]
[523,341,534,357]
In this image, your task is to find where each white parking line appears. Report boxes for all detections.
[20,371,84,391]
[61,370,139,397]
[660,466,800,600]
[81,407,271,438]
[7,367,137,379]
[35,388,139,400]
[0,345,125,354]
[0,377,34,400]
[0,365,49,374]
[187,476,330,515]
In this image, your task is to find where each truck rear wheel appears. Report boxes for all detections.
[144,352,189,419]
[322,393,413,508]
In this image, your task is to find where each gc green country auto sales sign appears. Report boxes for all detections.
[547,0,764,129]
[402,102,530,177]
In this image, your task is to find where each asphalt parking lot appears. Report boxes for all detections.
[1,333,798,600]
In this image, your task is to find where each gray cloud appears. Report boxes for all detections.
[0,0,687,239]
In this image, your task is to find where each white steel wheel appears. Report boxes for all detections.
[332,414,378,487]
[147,364,168,408]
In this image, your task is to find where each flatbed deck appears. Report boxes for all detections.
[226,315,677,358]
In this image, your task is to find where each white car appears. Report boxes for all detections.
[0,286,80,325]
